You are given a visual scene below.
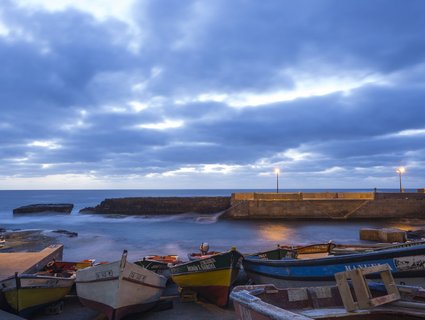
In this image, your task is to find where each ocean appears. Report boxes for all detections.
[1,189,423,262]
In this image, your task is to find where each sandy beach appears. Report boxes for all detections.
[29,288,237,320]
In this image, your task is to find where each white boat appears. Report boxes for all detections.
[76,250,167,320]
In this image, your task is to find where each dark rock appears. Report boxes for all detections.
[13,203,74,214]
[52,229,78,237]
[406,229,425,240]
[79,197,231,215]
[0,230,59,252]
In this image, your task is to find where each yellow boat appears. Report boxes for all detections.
[1,272,75,317]
[170,247,243,307]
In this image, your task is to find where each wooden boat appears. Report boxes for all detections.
[43,259,95,273]
[231,283,425,319]
[135,255,181,279]
[170,247,243,307]
[76,250,166,320]
[0,272,75,317]
[243,242,425,288]
[278,241,425,256]
[232,264,425,319]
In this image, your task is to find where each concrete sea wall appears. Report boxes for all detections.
[224,192,425,219]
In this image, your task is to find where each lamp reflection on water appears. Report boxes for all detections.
[258,224,295,242]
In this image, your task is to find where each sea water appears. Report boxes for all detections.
[0,189,423,262]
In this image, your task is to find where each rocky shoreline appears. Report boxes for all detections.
[13,204,74,215]
[0,229,79,253]
[0,230,59,253]
[79,196,231,215]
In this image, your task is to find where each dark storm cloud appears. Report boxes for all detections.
[1,0,425,187]
[136,0,425,95]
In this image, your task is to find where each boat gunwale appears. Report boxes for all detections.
[244,244,425,267]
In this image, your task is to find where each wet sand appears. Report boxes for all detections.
[30,286,237,320]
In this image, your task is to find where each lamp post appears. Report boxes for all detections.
[396,167,405,193]
[274,168,280,193]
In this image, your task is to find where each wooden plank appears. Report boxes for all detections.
[335,271,358,311]
[335,264,400,311]
[349,268,372,309]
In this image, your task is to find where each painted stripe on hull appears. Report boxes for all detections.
[76,276,119,284]
[246,271,425,289]
[172,268,233,287]
[79,296,157,320]
[122,276,165,289]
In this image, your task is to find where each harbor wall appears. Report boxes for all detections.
[225,192,425,219]
[78,192,425,219]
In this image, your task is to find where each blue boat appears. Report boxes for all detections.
[243,242,425,288]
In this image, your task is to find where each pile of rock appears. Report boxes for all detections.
[13,203,74,214]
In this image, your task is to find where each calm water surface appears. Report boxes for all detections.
[1,189,424,262]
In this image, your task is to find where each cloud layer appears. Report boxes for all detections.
[1,0,425,189]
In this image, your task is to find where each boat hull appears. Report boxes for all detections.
[246,272,425,288]
[76,254,166,320]
[1,274,74,317]
[170,249,243,307]
[78,296,158,320]
[243,243,425,288]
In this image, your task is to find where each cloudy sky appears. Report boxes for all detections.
[1,0,424,190]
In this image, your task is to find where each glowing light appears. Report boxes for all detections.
[396,167,406,193]
[396,167,406,174]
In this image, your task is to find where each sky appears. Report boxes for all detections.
[1,0,425,190]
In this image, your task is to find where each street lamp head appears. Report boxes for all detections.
[396,167,406,174]
[274,168,280,175]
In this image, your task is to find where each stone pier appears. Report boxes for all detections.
[223,191,425,219]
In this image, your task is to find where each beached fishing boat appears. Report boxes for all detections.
[0,272,75,317]
[231,282,425,320]
[170,247,243,307]
[243,242,425,288]
[135,255,181,279]
[76,250,166,320]
[43,259,95,273]
[278,241,425,256]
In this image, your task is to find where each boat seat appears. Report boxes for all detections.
[297,252,330,259]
